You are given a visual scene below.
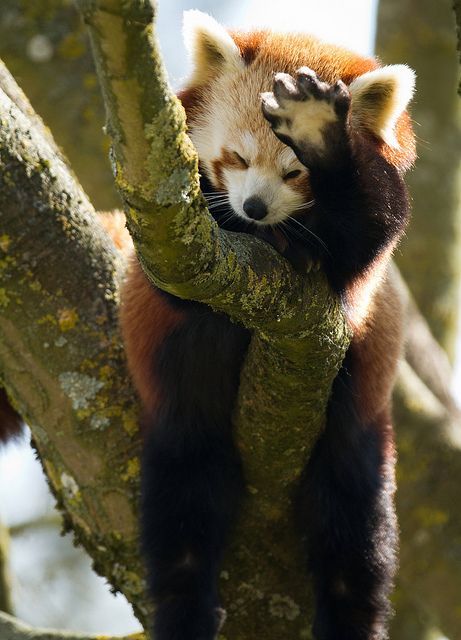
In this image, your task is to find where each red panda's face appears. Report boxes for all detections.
[188,86,313,226]
[180,11,416,229]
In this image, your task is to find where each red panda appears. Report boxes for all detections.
[119,11,416,640]
[0,11,416,640]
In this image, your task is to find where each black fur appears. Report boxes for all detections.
[139,71,409,639]
[141,302,250,639]
[295,354,397,640]
[263,68,409,296]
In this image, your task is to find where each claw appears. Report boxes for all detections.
[273,72,299,102]
[331,80,351,114]
[261,92,280,114]
[295,67,318,93]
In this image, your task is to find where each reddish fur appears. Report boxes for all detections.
[180,30,415,172]
[119,259,185,414]
[130,34,413,432]
[349,271,404,425]
[211,148,246,191]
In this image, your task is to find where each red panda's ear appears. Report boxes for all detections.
[183,10,244,86]
[349,65,416,148]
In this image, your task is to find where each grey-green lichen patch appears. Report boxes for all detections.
[60,472,81,502]
[59,371,104,410]
[144,101,197,207]
[154,167,192,207]
[90,413,110,430]
[268,594,301,621]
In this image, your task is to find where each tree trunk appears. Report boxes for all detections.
[0,68,150,624]
[376,0,461,358]
[377,2,461,636]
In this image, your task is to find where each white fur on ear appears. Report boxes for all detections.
[349,65,416,147]
[183,10,244,86]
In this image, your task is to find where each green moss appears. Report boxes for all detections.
[0,289,10,308]
[122,457,140,482]
[0,235,11,252]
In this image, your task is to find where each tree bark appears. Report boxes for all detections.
[393,363,461,640]
[454,0,461,92]
[377,3,461,636]
[0,0,118,211]
[0,75,149,623]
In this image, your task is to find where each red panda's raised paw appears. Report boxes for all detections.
[261,67,351,171]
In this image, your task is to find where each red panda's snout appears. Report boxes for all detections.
[219,162,312,227]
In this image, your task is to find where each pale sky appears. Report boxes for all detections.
[157,0,379,86]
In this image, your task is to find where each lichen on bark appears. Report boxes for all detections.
[0,79,149,622]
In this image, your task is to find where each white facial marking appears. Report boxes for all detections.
[240,132,258,161]
[224,166,305,226]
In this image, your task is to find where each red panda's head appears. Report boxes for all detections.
[179,11,416,228]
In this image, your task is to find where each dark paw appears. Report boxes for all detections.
[154,597,225,640]
[261,67,351,169]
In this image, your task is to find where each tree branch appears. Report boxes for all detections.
[393,361,461,639]
[0,522,12,614]
[377,0,461,357]
[0,80,149,622]
[0,612,144,640]
[454,0,461,93]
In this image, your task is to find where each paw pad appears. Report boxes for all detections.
[261,67,351,168]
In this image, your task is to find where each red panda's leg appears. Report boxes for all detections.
[296,276,402,640]
[141,410,244,640]
[136,299,250,640]
[120,261,251,638]
[295,353,397,640]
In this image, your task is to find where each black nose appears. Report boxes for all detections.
[243,197,268,221]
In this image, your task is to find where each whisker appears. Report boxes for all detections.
[286,216,330,256]
[292,199,316,211]
[204,198,230,205]
[207,201,231,210]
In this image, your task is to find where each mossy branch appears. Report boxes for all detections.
[0,79,149,623]
[393,361,461,640]
[454,0,461,93]
[377,0,461,357]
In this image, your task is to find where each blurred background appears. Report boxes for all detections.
[0,0,460,637]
